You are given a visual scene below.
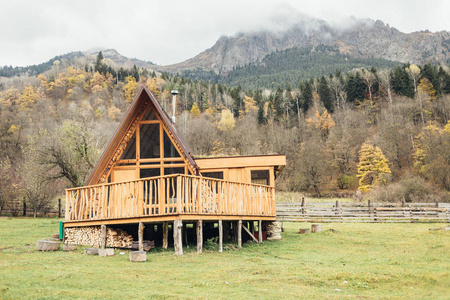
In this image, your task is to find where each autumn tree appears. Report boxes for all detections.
[123,76,137,103]
[357,143,392,192]
[306,110,335,141]
[190,102,201,117]
[216,109,235,131]
[414,122,450,190]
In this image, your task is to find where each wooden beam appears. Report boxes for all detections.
[63,214,277,228]
[197,220,203,254]
[162,222,168,249]
[173,219,183,255]
[238,220,242,248]
[242,224,258,243]
[138,222,144,252]
[258,220,263,244]
[101,224,106,249]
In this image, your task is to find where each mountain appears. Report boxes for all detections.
[161,17,450,74]
[0,49,156,78]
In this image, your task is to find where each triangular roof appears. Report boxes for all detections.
[86,85,198,185]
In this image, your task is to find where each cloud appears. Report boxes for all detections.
[0,0,449,67]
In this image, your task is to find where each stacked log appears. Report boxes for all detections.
[65,226,134,248]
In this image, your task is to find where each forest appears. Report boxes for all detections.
[0,52,449,216]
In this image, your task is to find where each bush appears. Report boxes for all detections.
[364,173,441,203]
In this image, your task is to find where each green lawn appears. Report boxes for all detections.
[0,218,449,299]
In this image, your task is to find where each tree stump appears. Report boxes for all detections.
[84,248,99,255]
[52,233,60,239]
[63,244,77,251]
[311,224,322,233]
[130,251,146,262]
[37,240,60,251]
[299,228,310,234]
[99,248,114,257]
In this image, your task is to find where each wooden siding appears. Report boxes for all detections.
[195,155,286,170]
[65,174,276,224]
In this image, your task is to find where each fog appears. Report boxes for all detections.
[1,0,448,67]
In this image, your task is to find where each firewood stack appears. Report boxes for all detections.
[65,226,134,248]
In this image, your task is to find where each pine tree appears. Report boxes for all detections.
[318,76,334,112]
[357,143,391,192]
[257,104,267,124]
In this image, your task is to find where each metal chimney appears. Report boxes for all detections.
[170,90,178,123]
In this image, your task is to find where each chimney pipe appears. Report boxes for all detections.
[170,90,178,123]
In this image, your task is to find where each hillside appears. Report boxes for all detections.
[161,18,450,74]
[0,49,156,78]
[181,45,401,90]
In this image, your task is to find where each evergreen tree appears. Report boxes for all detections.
[273,86,284,120]
[346,72,366,103]
[257,103,267,125]
[300,81,312,113]
[318,76,334,112]
[391,65,414,98]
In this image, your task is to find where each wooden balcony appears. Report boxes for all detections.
[65,174,276,227]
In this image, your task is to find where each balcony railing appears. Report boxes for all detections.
[65,174,276,222]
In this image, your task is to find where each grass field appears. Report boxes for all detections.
[0,218,449,299]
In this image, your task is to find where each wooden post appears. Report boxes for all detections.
[58,198,61,218]
[162,222,168,249]
[301,197,305,215]
[238,220,242,248]
[218,220,223,253]
[173,219,183,255]
[196,220,203,253]
[100,224,106,250]
[138,222,144,252]
[258,220,263,243]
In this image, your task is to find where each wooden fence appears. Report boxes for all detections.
[276,201,450,223]
[0,198,65,217]
[66,174,275,222]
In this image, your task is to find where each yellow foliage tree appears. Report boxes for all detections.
[146,77,164,99]
[417,78,437,100]
[0,88,20,107]
[414,122,450,190]
[190,102,201,117]
[243,95,258,114]
[306,110,336,140]
[217,109,236,131]
[123,76,137,103]
[18,86,38,111]
[357,143,391,192]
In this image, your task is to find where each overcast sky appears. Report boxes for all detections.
[1,0,449,67]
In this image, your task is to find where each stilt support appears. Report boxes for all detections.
[101,224,106,249]
[162,222,168,249]
[218,220,223,253]
[197,220,203,253]
[173,219,183,255]
[138,222,144,252]
[238,220,242,248]
[258,220,263,244]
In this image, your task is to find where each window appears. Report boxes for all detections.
[140,168,160,179]
[119,132,136,160]
[251,170,270,185]
[164,131,181,158]
[201,172,224,180]
[140,124,160,159]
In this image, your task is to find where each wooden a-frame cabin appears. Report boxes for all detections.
[64,86,286,254]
